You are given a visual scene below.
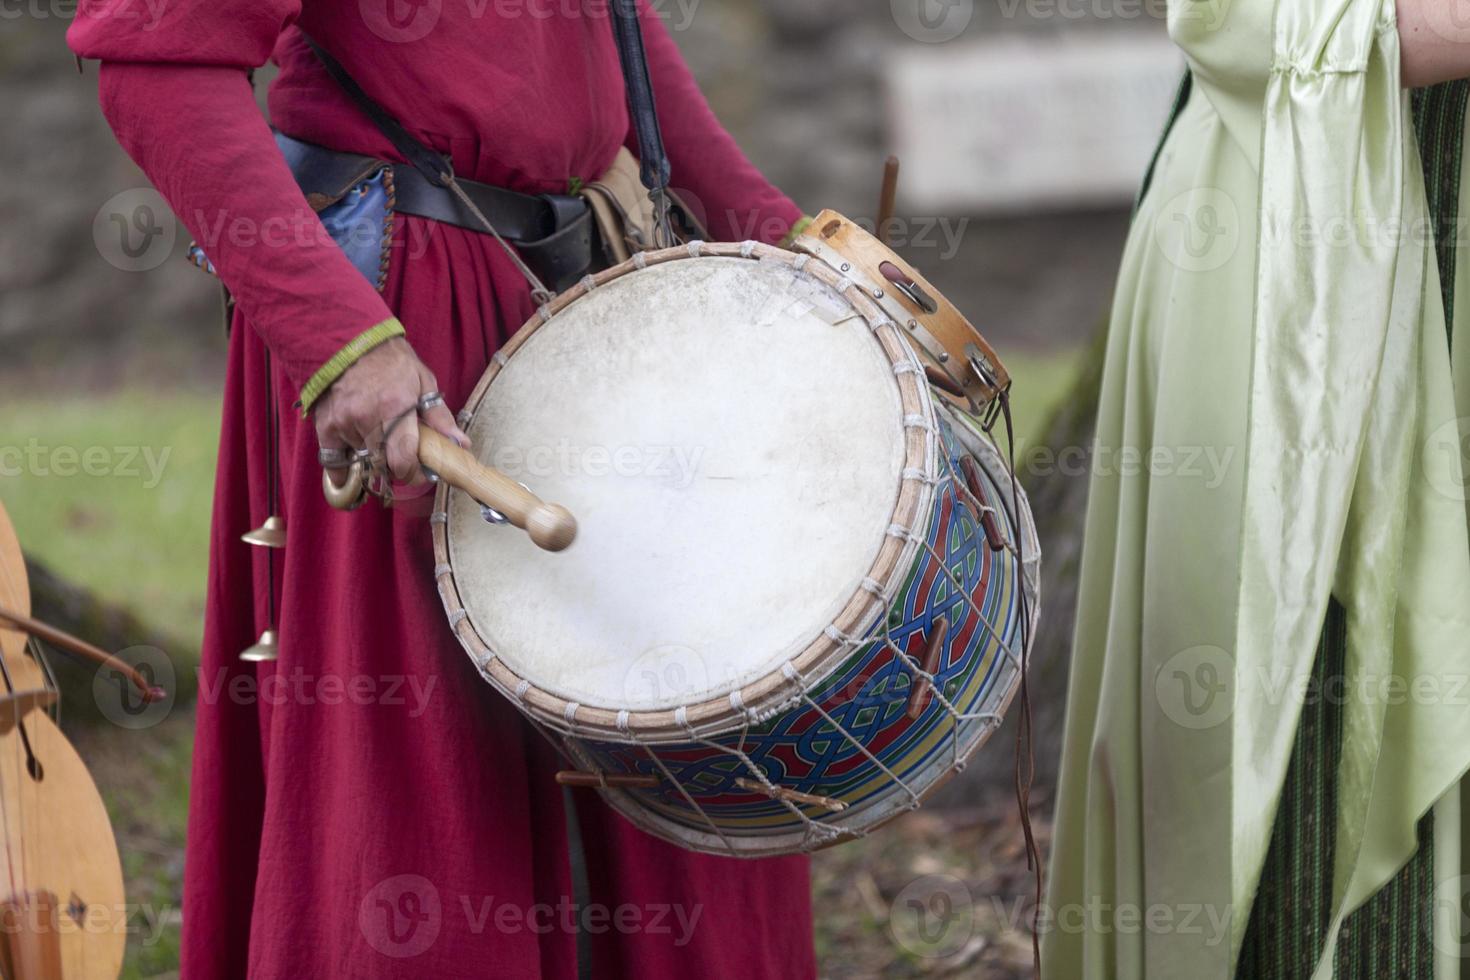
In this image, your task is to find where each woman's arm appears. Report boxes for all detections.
[94,63,402,407]
[69,5,464,479]
[1397,0,1470,87]
[634,3,806,246]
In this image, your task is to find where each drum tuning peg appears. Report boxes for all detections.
[238,629,278,663]
[241,515,286,549]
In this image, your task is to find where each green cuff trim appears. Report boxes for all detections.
[298,318,406,415]
[779,215,816,249]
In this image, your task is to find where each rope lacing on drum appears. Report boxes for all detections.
[513,679,531,702]
[579,274,597,293]
[739,240,758,259]
[903,414,934,432]
[429,511,448,526]
[491,350,510,368]
[633,252,649,270]
[433,563,452,578]
[678,710,847,852]
[563,702,580,724]
[628,734,738,856]
[685,241,705,259]
[782,661,922,814]
[456,410,473,428]
[892,362,921,377]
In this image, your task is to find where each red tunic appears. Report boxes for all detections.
[69,3,813,977]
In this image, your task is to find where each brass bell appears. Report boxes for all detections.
[238,629,278,663]
[240,515,286,549]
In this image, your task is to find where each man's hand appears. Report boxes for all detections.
[314,337,470,488]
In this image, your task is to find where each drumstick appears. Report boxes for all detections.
[417,425,578,552]
[877,156,900,246]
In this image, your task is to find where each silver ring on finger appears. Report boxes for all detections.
[319,447,354,470]
[417,391,445,414]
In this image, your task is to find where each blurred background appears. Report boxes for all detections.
[0,1,1182,976]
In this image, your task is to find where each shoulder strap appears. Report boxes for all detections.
[302,34,454,188]
[608,0,674,243]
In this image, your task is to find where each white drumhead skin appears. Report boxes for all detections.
[448,257,905,711]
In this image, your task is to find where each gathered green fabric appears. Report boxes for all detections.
[1044,1,1470,976]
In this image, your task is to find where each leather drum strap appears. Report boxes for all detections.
[609,0,675,243]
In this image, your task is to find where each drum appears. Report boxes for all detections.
[433,214,1040,857]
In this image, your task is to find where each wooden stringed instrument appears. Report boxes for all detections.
[0,501,166,979]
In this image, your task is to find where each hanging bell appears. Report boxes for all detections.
[238,629,278,663]
[240,515,286,549]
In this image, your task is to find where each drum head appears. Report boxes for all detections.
[446,256,908,713]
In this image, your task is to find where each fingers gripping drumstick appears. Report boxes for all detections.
[416,425,578,552]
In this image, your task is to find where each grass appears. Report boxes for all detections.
[0,346,1082,977]
[0,388,222,652]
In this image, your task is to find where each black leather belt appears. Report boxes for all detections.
[275,132,594,292]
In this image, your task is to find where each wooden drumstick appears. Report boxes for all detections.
[417,425,578,552]
[877,156,900,246]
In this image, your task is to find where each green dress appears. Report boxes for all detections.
[1044,1,1470,976]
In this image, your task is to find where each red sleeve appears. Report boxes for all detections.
[634,3,804,245]
[68,7,399,399]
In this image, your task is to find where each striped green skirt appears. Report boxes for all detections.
[1236,81,1470,980]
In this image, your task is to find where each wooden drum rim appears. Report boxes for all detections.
[433,240,939,740]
